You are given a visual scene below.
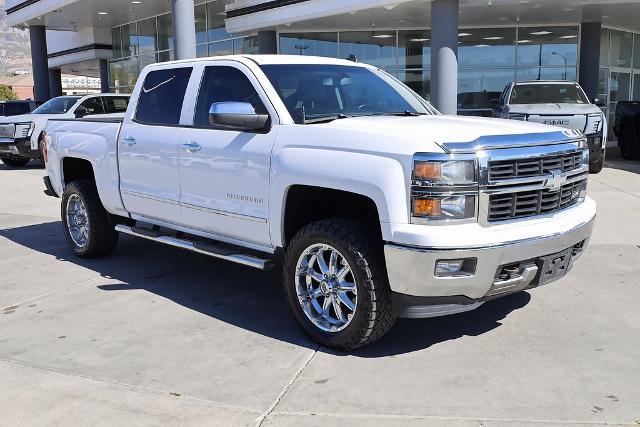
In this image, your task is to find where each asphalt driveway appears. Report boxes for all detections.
[1,152,639,426]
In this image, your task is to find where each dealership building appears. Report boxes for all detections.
[5,0,640,127]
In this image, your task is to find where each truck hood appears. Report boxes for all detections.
[508,103,602,115]
[324,114,563,143]
[0,113,56,124]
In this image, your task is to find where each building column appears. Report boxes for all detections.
[29,25,50,102]
[171,0,197,60]
[99,60,110,93]
[257,31,277,54]
[49,68,62,98]
[579,21,601,101]
[430,0,459,115]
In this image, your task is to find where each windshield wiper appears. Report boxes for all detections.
[304,114,348,124]
[371,111,428,117]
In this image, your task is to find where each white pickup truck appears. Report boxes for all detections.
[491,81,607,173]
[43,55,596,350]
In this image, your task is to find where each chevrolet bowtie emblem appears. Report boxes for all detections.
[545,169,568,192]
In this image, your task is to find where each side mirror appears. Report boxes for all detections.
[74,106,88,118]
[209,102,269,131]
[490,99,502,109]
[593,97,606,108]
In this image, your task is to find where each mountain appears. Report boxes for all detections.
[0,0,32,76]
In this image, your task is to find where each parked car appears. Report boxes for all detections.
[457,91,501,117]
[0,94,130,168]
[0,100,42,117]
[491,81,607,173]
[43,55,595,350]
[614,101,640,160]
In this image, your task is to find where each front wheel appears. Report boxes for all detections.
[283,219,395,350]
[1,157,30,167]
[589,152,604,173]
[61,180,119,258]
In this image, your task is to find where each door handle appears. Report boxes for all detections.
[122,136,136,146]
[182,142,201,153]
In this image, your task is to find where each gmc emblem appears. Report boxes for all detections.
[543,120,569,126]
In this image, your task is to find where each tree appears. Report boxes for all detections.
[0,84,19,101]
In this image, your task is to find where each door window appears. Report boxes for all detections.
[79,97,105,115]
[193,66,268,128]
[135,67,192,125]
[103,96,130,113]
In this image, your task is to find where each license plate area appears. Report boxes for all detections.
[536,247,574,286]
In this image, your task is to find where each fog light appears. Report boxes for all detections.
[435,258,477,277]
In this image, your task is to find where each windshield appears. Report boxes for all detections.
[510,83,589,105]
[260,64,435,124]
[32,97,81,114]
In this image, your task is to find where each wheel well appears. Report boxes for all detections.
[62,157,94,184]
[283,185,381,247]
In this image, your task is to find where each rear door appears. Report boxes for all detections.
[118,66,193,224]
[177,61,277,246]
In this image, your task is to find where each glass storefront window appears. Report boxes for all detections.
[517,26,578,67]
[398,30,431,70]
[109,61,124,88]
[207,1,231,42]
[112,27,123,59]
[396,70,431,100]
[122,57,139,87]
[633,34,640,68]
[610,30,633,68]
[157,14,173,51]
[598,69,608,104]
[157,50,174,63]
[600,28,610,67]
[516,67,577,81]
[279,33,338,57]
[234,36,259,55]
[137,17,157,56]
[195,4,208,45]
[208,40,233,56]
[458,69,514,114]
[458,28,516,68]
[197,44,209,58]
[138,54,156,73]
[338,31,397,68]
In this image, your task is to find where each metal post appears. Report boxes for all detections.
[49,68,62,98]
[99,60,110,93]
[171,0,197,60]
[430,0,459,115]
[579,22,602,101]
[29,25,51,102]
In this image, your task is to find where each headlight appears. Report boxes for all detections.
[413,160,475,185]
[507,113,527,121]
[412,195,476,220]
[412,158,478,222]
[14,122,35,138]
[585,113,603,134]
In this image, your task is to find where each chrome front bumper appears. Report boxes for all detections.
[385,215,595,318]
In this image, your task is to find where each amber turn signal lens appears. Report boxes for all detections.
[413,198,441,217]
[414,162,441,180]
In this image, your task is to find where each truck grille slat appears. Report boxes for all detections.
[490,152,583,181]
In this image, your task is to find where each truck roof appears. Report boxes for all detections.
[513,80,579,85]
[146,54,374,70]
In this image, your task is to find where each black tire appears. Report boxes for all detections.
[589,153,604,173]
[1,157,30,167]
[619,125,640,160]
[61,179,119,258]
[283,219,395,350]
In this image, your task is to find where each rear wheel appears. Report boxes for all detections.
[1,157,30,167]
[61,180,118,258]
[283,219,395,350]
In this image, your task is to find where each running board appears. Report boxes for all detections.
[114,225,273,270]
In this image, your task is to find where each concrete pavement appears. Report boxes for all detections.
[0,152,639,426]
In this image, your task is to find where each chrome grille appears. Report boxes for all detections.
[488,151,583,181]
[488,180,586,221]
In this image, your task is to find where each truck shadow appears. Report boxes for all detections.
[0,220,530,357]
[0,160,45,170]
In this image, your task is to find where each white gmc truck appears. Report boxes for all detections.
[43,55,596,350]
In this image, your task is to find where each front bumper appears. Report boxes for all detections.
[385,205,595,318]
[0,137,36,159]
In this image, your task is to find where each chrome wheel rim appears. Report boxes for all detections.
[66,194,89,248]
[295,244,358,332]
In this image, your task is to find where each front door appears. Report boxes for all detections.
[118,66,193,224]
[178,63,276,247]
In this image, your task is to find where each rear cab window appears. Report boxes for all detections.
[135,68,193,125]
[104,96,130,114]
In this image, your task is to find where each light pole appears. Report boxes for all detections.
[552,52,568,80]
